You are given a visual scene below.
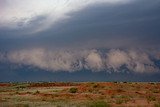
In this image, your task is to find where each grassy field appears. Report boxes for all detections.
[0,82,160,107]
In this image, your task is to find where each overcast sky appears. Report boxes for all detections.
[0,0,160,81]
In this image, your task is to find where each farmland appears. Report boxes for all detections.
[0,82,160,107]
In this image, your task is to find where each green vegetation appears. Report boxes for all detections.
[152,89,160,93]
[147,95,156,102]
[69,87,78,93]
[34,90,40,94]
[88,101,111,107]
[155,102,160,107]
[1,82,160,107]
[116,99,124,104]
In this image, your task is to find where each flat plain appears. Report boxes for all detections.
[0,82,160,107]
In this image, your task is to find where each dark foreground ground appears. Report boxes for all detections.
[0,82,160,107]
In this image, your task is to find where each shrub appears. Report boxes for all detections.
[113,81,118,84]
[117,89,124,93]
[152,90,159,93]
[155,102,160,107]
[33,90,40,95]
[69,87,78,93]
[24,104,29,107]
[36,90,40,94]
[16,104,29,107]
[93,84,99,88]
[147,95,156,102]
[89,101,110,107]
[26,91,32,94]
[15,91,19,94]
[116,99,123,104]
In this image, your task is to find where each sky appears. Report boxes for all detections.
[0,0,160,82]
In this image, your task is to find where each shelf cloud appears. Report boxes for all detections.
[0,0,160,79]
[0,48,158,73]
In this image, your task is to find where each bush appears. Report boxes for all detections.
[155,102,160,107]
[116,99,123,104]
[36,90,40,94]
[15,91,19,94]
[147,95,156,102]
[89,101,110,107]
[69,87,78,93]
[116,89,124,93]
[93,84,99,88]
[152,90,159,93]
[33,90,40,95]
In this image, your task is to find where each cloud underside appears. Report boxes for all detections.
[0,0,129,32]
[0,0,160,75]
[0,48,159,73]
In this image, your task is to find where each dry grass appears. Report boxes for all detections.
[0,82,160,107]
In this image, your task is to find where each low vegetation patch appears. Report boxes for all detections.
[147,95,156,102]
[69,87,78,93]
[88,101,111,107]
[1,82,160,107]
[155,102,160,107]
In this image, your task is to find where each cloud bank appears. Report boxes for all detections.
[0,48,159,73]
[0,0,160,78]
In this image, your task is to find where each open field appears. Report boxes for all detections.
[0,82,160,107]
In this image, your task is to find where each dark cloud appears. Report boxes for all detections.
[1,0,160,50]
[0,0,160,81]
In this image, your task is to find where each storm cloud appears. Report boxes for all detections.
[0,0,160,50]
[0,48,158,73]
[0,0,160,77]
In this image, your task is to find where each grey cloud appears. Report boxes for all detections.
[0,0,130,32]
[7,49,82,72]
[106,49,158,73]
[85,50,104,71]
[0,48,159,73]
[0,0,160,50]
[0,0,160,75]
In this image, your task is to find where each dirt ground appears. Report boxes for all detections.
[0,82,160,107]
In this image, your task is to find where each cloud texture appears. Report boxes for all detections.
[0,0,129,33]
[0,48,158,73]
[0,0,160,78]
